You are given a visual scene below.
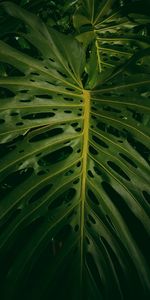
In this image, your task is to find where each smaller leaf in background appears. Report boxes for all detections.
[73,0,150,89]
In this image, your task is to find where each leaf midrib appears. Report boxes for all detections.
[80,90,90,288]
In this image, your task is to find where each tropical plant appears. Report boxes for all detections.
[0,1,150,300]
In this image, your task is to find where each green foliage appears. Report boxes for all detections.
[0,0,78,35]
[0,1,150,300]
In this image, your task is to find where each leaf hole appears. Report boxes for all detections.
[57,70,68,78]
[0,119,5,124]
[77,161,81,167]
[107,161,130,181]
[111,56,120,61]
[10,112,19,117]
[64,97,74,101]
[127,136,149,163]
[71,122,78,127]
[38,146,73,166]
[20,90,28,93]
[96,123,105,134]
[64,169,74,176]
[88,170,94,178]
[89,145,98,155]
[29,128,63,142]
[94,166,102,176]
[73,178,80,185]
[28,183,53,204]
[119,153,137,168]
[31,72,39,76]
[92,135,108,148]
[88,189,99,205]
[88,214,96,224]
[22,112,55,119]
[66,87,75,92]
[36,94,53,99]
[0,88,15,97]
[0,168,34,198]
[75,127,82,132]
[48,188,76,209]
[103,106,121,113]
[64,110,72,113]
[16,122,24,126]
[19,149,24,153]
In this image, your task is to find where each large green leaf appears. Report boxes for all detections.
[0,1,150,300]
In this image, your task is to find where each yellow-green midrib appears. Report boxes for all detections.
[80,89,91,287]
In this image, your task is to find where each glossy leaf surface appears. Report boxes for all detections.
[0,1,150,300]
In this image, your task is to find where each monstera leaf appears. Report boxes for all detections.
[0,1,150,300]
[73,0,150,88]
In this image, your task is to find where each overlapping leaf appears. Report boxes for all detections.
[73,0,150,88]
